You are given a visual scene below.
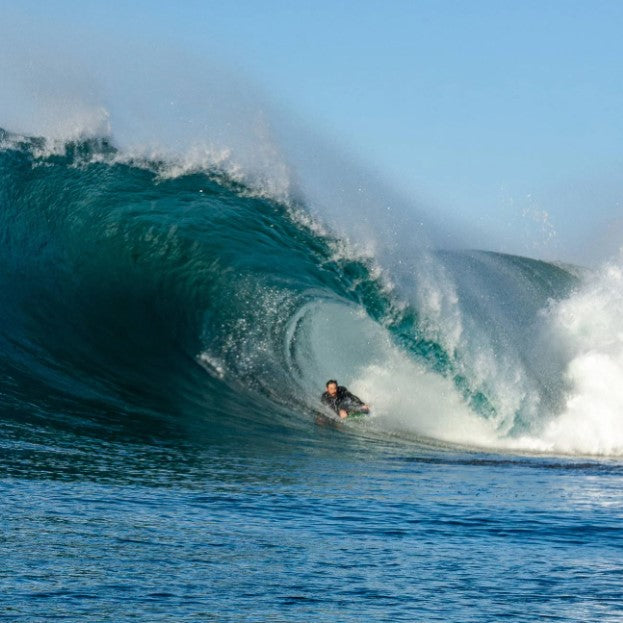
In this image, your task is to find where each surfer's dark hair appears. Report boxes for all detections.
[326,379,338,387]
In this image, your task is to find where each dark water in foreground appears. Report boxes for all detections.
[3,425,623,622]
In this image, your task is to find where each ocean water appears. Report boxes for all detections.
[2,131,623,621]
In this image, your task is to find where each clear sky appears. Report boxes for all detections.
[4,1,623,263]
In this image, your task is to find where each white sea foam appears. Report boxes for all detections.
[513,255,623,455]
[353,360,500,449]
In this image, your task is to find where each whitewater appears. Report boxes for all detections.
[2,37,623,623]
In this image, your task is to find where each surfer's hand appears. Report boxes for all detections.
[339,409,348,419]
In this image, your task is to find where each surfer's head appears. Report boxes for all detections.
[326,380,338,396]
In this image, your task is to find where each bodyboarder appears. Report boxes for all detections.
[321,379,369,419]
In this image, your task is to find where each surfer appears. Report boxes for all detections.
[321,379,369,419]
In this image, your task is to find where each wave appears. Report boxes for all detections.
[1,129,621,456]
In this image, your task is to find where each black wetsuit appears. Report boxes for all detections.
[321,386,365,415]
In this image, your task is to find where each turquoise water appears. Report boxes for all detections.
[2,132,623,621]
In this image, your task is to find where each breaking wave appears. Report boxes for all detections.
[1,129,621,456]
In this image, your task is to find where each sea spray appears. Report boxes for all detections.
[532,255,623,454]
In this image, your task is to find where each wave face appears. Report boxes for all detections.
[1,130,621,455]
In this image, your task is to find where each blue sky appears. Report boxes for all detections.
[5,1,623,263]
